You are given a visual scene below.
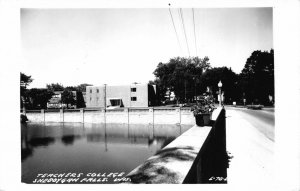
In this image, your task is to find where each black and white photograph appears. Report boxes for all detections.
[0,0,300,190]
[20,7,274,184]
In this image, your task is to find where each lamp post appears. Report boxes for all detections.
[218,81,222,107]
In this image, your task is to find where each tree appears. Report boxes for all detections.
[76,83,93,92]
[153,56,211,103]
[61,89,76,108]
[20,72,33,109]
[46,83,64,91]
[65,86,87,108]
[200,67,239,104]
[27,88,54,109]
[20,73,33,92]
[76,91,86,108]
[239,49,274,105]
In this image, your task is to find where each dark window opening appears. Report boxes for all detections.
[131,88,136,92]
[131,97,137,101]
[110,99,123,107]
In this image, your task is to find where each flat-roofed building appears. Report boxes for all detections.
[86,84,157,108]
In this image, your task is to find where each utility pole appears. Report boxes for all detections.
[104,84,107,109]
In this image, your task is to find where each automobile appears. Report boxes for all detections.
[246,104,264,110]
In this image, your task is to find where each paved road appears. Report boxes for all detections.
[225,106,274,141]
[225,106,275,188]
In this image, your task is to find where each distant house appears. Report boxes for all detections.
[47,91,77,109]
[86,84,157,108]
[165,89,175,102]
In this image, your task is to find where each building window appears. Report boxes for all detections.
[90,97,92,101]
[97,89,99,93]
[96,97,99,102]
[90,89,92,93]
[131,88,136,92]
[131,97,137,101]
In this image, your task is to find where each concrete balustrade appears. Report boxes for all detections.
[124,107,227,184]
[24,107,194,125]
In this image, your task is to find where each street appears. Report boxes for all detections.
[226,107,274,141]
[225,106,275,188]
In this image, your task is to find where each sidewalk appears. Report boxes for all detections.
[226,109,275,189]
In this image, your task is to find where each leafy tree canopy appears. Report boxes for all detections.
[239,49,274,104]
[20,72,33,97]
[46,83,64,91]
[27,88,54,109]
[20,72,33,88]
[20,72,34,109]
[61,89,76,108]
[76,83,93,92]
[200,67,239,103]
[153,56,211,102]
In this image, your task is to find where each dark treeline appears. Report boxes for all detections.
[20,74,91,110]
[151,49,274,106]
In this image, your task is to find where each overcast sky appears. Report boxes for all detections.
[21,8,273,88]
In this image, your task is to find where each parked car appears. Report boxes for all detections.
[246,104,264,110]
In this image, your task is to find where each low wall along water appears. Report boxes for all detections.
[24,107,194,125]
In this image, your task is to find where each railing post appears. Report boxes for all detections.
[149,107,154,125]
[176,107,181,124]
[80,108,84,123]
[126,108,130,124]
[60,109,64,123]
[41,109,45,122]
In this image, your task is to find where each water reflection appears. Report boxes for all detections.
[21,122,191,183]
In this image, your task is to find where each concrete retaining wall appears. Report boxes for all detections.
[24,107,194,125]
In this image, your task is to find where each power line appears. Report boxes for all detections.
[192,8,198,57]
[179,8,190,57]
[168,7,182,53]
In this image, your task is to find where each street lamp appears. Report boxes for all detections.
[218,81,222,107]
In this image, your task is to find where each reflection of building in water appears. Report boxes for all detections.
[86,84,157,108]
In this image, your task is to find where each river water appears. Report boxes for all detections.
[21,122,191,184]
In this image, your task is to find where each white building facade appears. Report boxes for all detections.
[86,84,157,108]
